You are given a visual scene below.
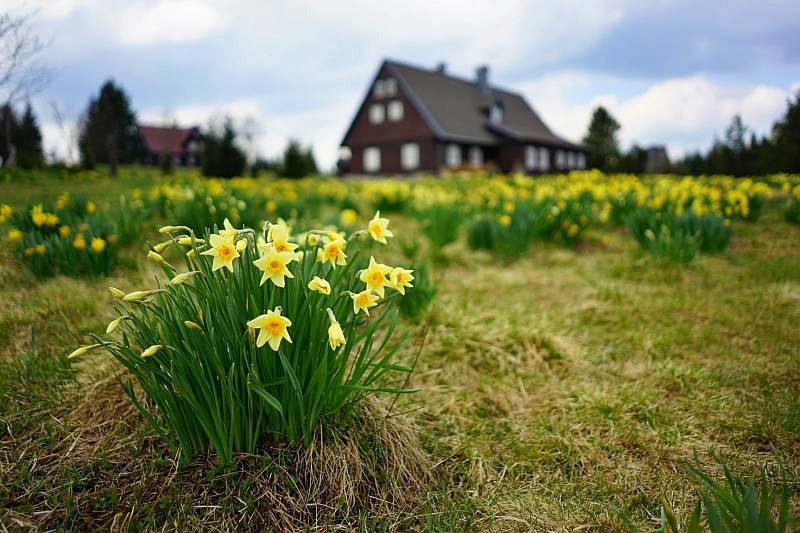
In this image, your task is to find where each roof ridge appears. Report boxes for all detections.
[384,58,520,97]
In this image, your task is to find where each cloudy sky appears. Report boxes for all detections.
[7,0,800,169]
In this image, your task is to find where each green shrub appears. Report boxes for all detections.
[466,215,496,251]
[785,197,800,225]
[416,204,464,249]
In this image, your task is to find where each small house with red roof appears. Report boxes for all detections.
[138,125,203,166]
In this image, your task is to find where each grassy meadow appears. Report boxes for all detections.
[1,167,799,531]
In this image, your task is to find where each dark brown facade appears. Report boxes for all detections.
[340,60,588,175]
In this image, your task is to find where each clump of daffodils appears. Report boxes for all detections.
[71,214,415,464]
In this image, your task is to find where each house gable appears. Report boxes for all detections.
[340,62,435,148]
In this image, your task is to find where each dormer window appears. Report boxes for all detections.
[489,101,503,123]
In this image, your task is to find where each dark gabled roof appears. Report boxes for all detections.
[139,125,196,155]
[384,59,585,150]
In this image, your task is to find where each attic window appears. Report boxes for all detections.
[384,78,398,96]
[490,102,503,123]
[373,80,385,99]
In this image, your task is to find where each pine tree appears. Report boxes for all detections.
[16,103,43,168]
[582,106,620,172]
[281,139,318,179]
[201,118,247,178]
[78,80,140,176]
[772,88,800,173]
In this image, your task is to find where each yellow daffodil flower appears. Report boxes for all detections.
[73,234,86,249]
[220,218,239,240]
[368,211,393,244]
[201,233,240,272]
[359,256,392,297]
[390,267,415,295]
[7,229,22,242]
[308,276,331,295]
[247,307,292,351]
[91,238,106,253]
[321,238,347,268]
[351,289,379,316]
[267,224,298,253]
[59,225,71,237]
[326,308,346,350]
[253,250,295,287]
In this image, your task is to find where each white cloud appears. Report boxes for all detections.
[114,1,226,46]
[519,72,793,160]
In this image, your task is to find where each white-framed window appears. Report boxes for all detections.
[363,147,381,173]
[555,150,565,169]
[539,148,550,171]
[338,146,352,161]
[490,103,503,123]
[383,77,398,96]
[401,142,420,170]
[577,152,586,169]
[567,151,576,169]
[524,145,538,169]
[387,100,404,121]
[445,144,461,167]
[368,103,385,124]
[373,80,385,99]
[469,146,483,166]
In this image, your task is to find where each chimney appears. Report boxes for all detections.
[476,65,489,95]
[435,62,446,74]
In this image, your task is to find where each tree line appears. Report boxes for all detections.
[0,77,318,179]
[582,88,800,175]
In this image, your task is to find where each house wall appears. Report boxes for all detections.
[349,137,437,175]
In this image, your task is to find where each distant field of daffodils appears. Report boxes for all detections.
[1,167,799,530]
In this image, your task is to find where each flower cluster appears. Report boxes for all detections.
[68,212,417,464]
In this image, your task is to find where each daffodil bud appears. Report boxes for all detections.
[184,320,203,331]
[153,240,172,253]
[109,286,126,299]
[147,251,173,268]
[236,239,248,252]
[178,236,204,246]
[106,316,129,334]
[170,270,201,285]
[123,289,166,302]
[140,344,163,358]
[67,343,101,359]
[158,225,181,234]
